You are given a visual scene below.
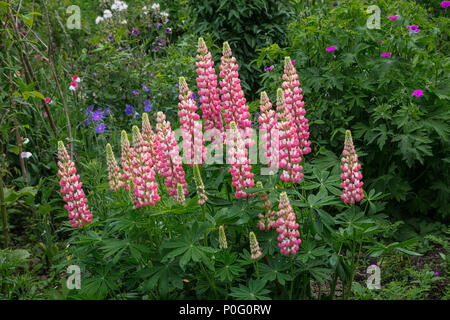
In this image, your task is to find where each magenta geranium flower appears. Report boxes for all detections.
[264,65,274,71]
[441,1,450,8]
[388,15,399,20]
[411,90,423,97]
[381,52,392,57]
[326,46,337,52]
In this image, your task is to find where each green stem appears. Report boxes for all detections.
[0,173,8,248]
[289,255,295,300]
[199,262,218,299]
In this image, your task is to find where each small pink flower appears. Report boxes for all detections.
[43,112,48,118]
[326,46,337,52]
[381,52,392,57]
[264,65,274,71]
[433,271,439,276]
[69,81,78,91]
[291,60,295,65]
[45,97,51,104]
[340,130,364,204]
[72,75,81,83]
[388,15,399,20]
[411,90,423,97]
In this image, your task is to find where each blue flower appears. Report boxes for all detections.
[144,100,152,112]
[103,107,111,116]
[92,109,103,122]
[135,112,140,117]
[95,124,106,133]
[131,90,139,96]
[142,84,150,92]
[125,105,134,115]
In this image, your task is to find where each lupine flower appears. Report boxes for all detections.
[160,12,169,24]
[276,89,303,183]
[20,152,32,159]
[166,27,171,34]
[225,121,255,199]
[407,25,420,33]
[69,82,77,91]
[411,89,423,97]
[111,0,128,11]
[193,164,208,205]
[249,232,262,260]
[57,141,92,228]
[381,52,392,57]
[130,126,160,208]
[103,9,113,19]
[121,130,133,190]
[326,46,337,52]
[258,91,279,170]
[95,124,106,133]
[178,77,207,165]
[388,15,399,20]
[264,65,274,71]
[156,111,188,201]
[275,192,301,255]
[151,3,160,12]
[45,97,51,104]
[442,1,450,8]
[219,225,228,249]
[176,183,186,205]
[282,57,311,156]
[155,22,162,29]
[125,104,134,115]
[141,113,161,168]
[219,42,253,146]
[106,143,124,191]
[95,16,104,24]
[256,181,277,231]
[195,38,224,140]
[72,75,81,83]
[340,130,364,204]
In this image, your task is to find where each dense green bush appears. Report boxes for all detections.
[188,0,293,99]
[256,0,450,219]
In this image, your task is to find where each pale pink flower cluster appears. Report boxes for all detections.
[275,192,301,255]
[130,126,160,208]
[120,130,133,191]
[282,57,311,156]
[196,38,224,137]
[258,91,279,170]
[256,182,277,231]
[219,42,252,145]
[178,77,207,165]
[340,130,364,204]
[225,122,254,198]
[276,89,303,183]
[57,141,92,228]
[106,143,124,191]
[156,111,188,201]
[249,231,262,260]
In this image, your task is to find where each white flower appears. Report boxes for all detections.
[103,9,112,19]
[112,0,128,11]
[151,3,160,12]
[142,6,148,15]
[69,84,76,91]
[160,11,169,24]
[21,152,32,159]
[95,16,104,24]
[23,138,29,145]
[121,20,127,24]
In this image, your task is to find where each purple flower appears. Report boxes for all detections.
[103,107,111,116]
[264,65,274,71]
[135,112,140,117]
[407,25,420,33]
[131,90,139,96]
[381,52,392,57]
[291,60,295,65]
[409,28,420,33]
[131,28,140,36]
[166,27,172,34]
[191,92,197,101]
[92,110,103,121]
[326,46,337,52]
[142,84,150,92]
[441,1,450,8]
[388,15,399,20]
[433,272,439,276]
[95,124,106,133]
[411,90,423,97]
[155,23,162,29]
[125,104,134,115]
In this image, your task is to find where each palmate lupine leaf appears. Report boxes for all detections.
[229,279,271,300]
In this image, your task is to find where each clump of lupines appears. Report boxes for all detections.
[196,37,224,140]
[275,192,301,255]
[130,126,160,208]
[256,181,277,231]
[282,57,311,156]
[106,143,124,191]
[57,141,92,228]
[193,164,208,205]
[121,130,133,190]
[225,121,255,198]
[219,225,228,249]
[276,89,303,183]
[156,111,188,200]
[178,77,206,165]
[219,42,252,146]
[340,130,364,204]
[249,231,262,260]
[258,91,279,170]
[141,113,161,169]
